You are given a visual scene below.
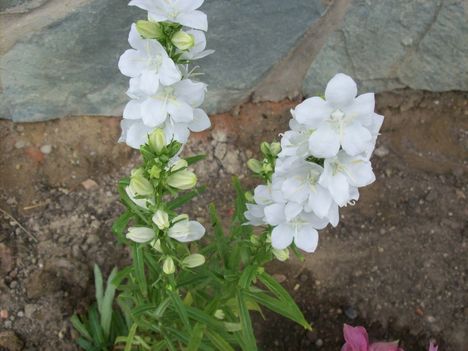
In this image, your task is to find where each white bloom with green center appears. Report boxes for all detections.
[168,217,205,242]
[292,73,381,158]
[119,24,181,95]
[319,150,375,206]
[129,0,208,31]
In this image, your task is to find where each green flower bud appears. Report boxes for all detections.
[269,142,281,156]
[244,191,254,203]
[152,210,170,230]
[170,159,188,172]
[214,309,225,320]
[149,165,162,179]
[136,20,163,40]
[272,248,289,262]
[148,128,166,154]
[260,142,270,155]
[130,171,153,196]
[167,170,197,190]
[182,253,205,268]
[171,31,195,50]
[250,235,259,245]
[172,214,189,223]
[126,227,155,243]
[163,256,175,275]
[247,159,262,174]
[150,239,162,253]
[262,163,273,173]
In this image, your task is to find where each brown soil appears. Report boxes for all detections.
[0,90,466,351]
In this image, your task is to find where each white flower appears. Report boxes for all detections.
[126,227,155,243]
[168,217,205,242]
[279,160,339,225]
[244,203,266,225]
[364,113,384,159]
[182,253,205,268]
[319,150,375,206]
[163,256,175,274]
[118,24,181,95]
[292,73,380,158]
[167,169,197,190]
[119,119,152,149]
[129,0,208,31]
[125,185,154,209]
[271,212,328,253]
[180,30,214,60]
[152,210,170,230]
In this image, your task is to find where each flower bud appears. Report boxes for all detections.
[247,159,262,174]
[272,248,289,262]
[244,191,254,203]
[163,256,175,274]
[182,253,205,268]
[152,210,170,230]
[172,214,189,223]
[262,163,273,173]
[148,128,166,154]
[250,235,259,245]
[214,309,225,320]
[126,227,155,243]
[269,142,281,156]
[149,165,161,179]
[130,170,153,196]
[150,239,162,253]
[260,142,270,155]
[167,170,197,190]
[170,159,188,172]
[136,20,163,40]
[171,31,195,50]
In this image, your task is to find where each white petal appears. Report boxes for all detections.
[271,223,294,250]
[186,221,206,241]
[344,93,375,126]
[148,12,168,22]
[118,50,146,77]
[264,203,286,226]
[341,122,372,156]
[300,211,329,230]
[164,122,190,144]
[321,171,349,207]
[128,23,146,51]
[159,57,182,86]
[307,185,333,218]
[176,0,204,11]
[254,185,272,205]
[176,10,208,31]
[294,224,318,253]
[308,124,340,158]
[141,98,168,127]
[293,97,331,128]
[285,202,302,221]
[129,0,156,12]
[281,177,308,204]
[327,203,339,227]
[167,100,194,123]
[139,70,160,95]
[123,100,143,120]
[126,121,153,149]
[174,79,207,107]
[189,108,210,132]
[345,158,375,187]
[325,73,357,108]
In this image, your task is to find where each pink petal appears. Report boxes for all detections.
[428,340,438,351]
[343,324,369,351]
[369,341,402,351]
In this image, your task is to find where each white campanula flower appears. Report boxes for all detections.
[119,24,181,95]
[319,150,375,206]
[126,226,155,243]
[291,73,380,158]
[125,185,154,209]
[152,210,170,230]
[180,30,214,60]
[168,216,205,242]
[129,0,208,31]
[271,211,329,253]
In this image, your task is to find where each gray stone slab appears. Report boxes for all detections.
[1,0,324,122]
[303,0,467,97]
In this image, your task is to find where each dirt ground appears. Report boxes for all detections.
[0,90,466,351]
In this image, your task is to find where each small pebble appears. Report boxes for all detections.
[14,140,26,149]
[345,306,358,320]
[315,339,324,348]
[0,310,8,320]
[374,145,389,157]
[40,145,52,154]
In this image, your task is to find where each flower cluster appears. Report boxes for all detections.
[118,0,213,149]
[245,73,384,253]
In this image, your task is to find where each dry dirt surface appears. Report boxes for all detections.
[0,90,467,351]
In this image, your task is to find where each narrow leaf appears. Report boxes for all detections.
[237,291,257,351]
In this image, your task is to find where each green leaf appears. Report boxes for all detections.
[169,291,192,332]
[167,186,206,210]
[112,211,132,242]
[238,265,258,288]
[209,204,227,264]
[101,267,118,337]
[70,314,92,341]
[237,291,257,351]
[93,265,104,315]
[206,330,236,351]
[187,323,205,351]
[76,337,95,351]
[133,245,148,297]
[112,266,132,287]
[123,323,137,351]
[185,154,206,165]
[88,305,105,346]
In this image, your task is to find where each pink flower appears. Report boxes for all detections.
[341,324,404,351]
[428,340,438,351]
